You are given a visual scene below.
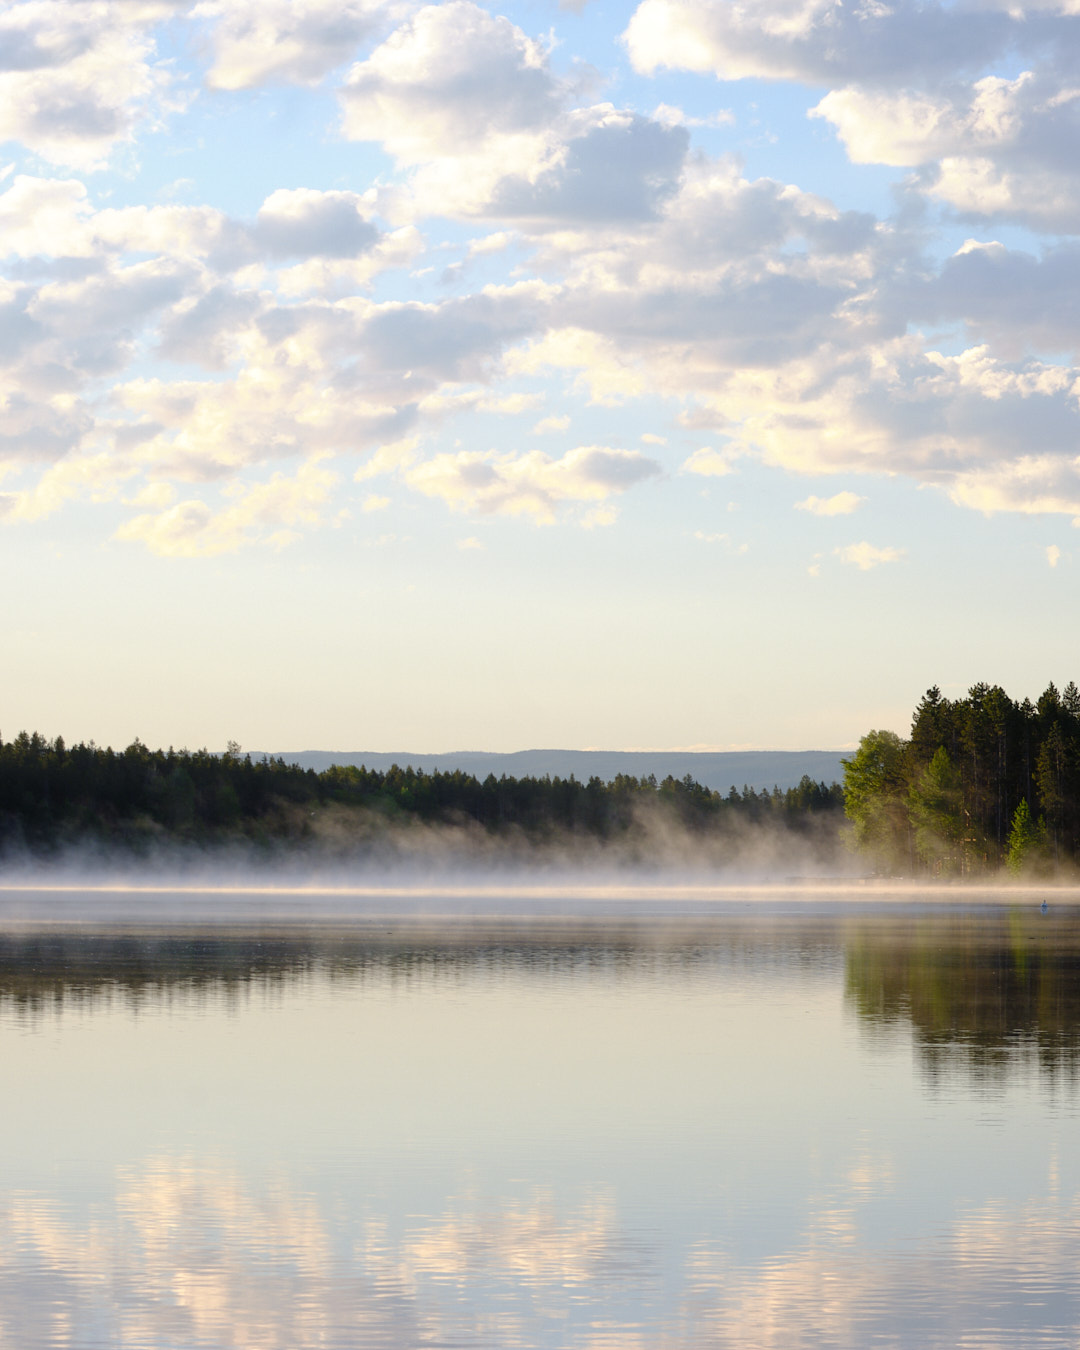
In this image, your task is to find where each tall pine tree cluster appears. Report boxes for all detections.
[844,683,1080,875]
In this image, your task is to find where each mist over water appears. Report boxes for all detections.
[0,797,858,891]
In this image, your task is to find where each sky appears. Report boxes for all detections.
[2,0,1080,754]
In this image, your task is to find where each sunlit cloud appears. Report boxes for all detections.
[682,447,735,478]
[403,445,660,524]
[796,492,864,517]
[0,0,1078,569]
[834,541,905,570]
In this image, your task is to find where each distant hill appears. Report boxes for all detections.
[255,749,848,794]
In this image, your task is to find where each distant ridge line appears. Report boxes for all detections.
[255,749,848,795]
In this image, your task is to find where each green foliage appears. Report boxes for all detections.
[0,730,846,860]
[842,730,911,873]
[1006,799,1047,875]
[908,746,968,874]
[847,679,1080,874]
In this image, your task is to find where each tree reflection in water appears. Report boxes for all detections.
[844,908,1080,1085]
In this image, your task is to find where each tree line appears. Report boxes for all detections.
[0,729,844,859]
[844,682,1080,875]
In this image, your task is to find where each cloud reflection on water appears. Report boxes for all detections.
[674,1164,1080,1349]
[2,1151,1079,1349]
[0,1162,650,1349]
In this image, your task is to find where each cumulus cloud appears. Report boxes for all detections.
[534,414,570,434]
[682,447,735,477]
[0,1,181,168]
[621,0,1080,234]
[0,174,93,256]
[796,491,864,515]
[945,453,1080,518]
[114,460,339,556]
[340,3,689,226]
[7,0,1080,551]
[485,106,688,226]
[402,444,660,523]
[835,541,904,569]
[0,450,134,522]
[899,239,1080,361]
[622,0,1015,87]
[1047,543,1062,566]
[194,0,393,90]
[341,2,562,161]
[717,340,1080,493]
[814,71,1080,231]
[253,189,380,259]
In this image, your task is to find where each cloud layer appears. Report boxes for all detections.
[1,0,1079,553]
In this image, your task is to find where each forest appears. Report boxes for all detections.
[843,682,1080,875]
[0,730,843,864]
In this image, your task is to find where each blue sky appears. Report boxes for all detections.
[2,0,1079,753]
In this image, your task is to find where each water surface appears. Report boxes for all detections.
[2,889,1079,1347]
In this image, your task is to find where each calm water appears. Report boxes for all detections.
[2,889,1080,1348]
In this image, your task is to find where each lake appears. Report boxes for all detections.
[1,885,1079,1348]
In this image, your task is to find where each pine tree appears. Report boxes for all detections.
[1006,799,1046,875]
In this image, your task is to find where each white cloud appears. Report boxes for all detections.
[813,72,1080,232]
[402,444,660,523]
[457,534,484,549]
[340,5,688,226]
[483,105,688,227]
[1047,543,1062,567]
[123,480,175,509]
[682,447,734,477]
[835,541,904,570]
[355,436,420,481]
[0,450,135,522]
[946,456,1080,518]
[620,0,1080,235]
[477,391,543,415]
[622,0,1013,86]
[534,414,570,434]
[467,231,514,258]
[693,529,747,553]
[7,14,1080,559]
[651,102,734,129]
[115,460,338,556]
[0,2,181,168]
[812,77,1032,170]
[796,491,864,516]
[254,188,379,259]
[508,328,652,405]
[901,239,1080,361]
[273,225,425,297]
[362,493,389,512]
[0,174,93,256]
[340,2,562,162]
[194,0,393,90]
